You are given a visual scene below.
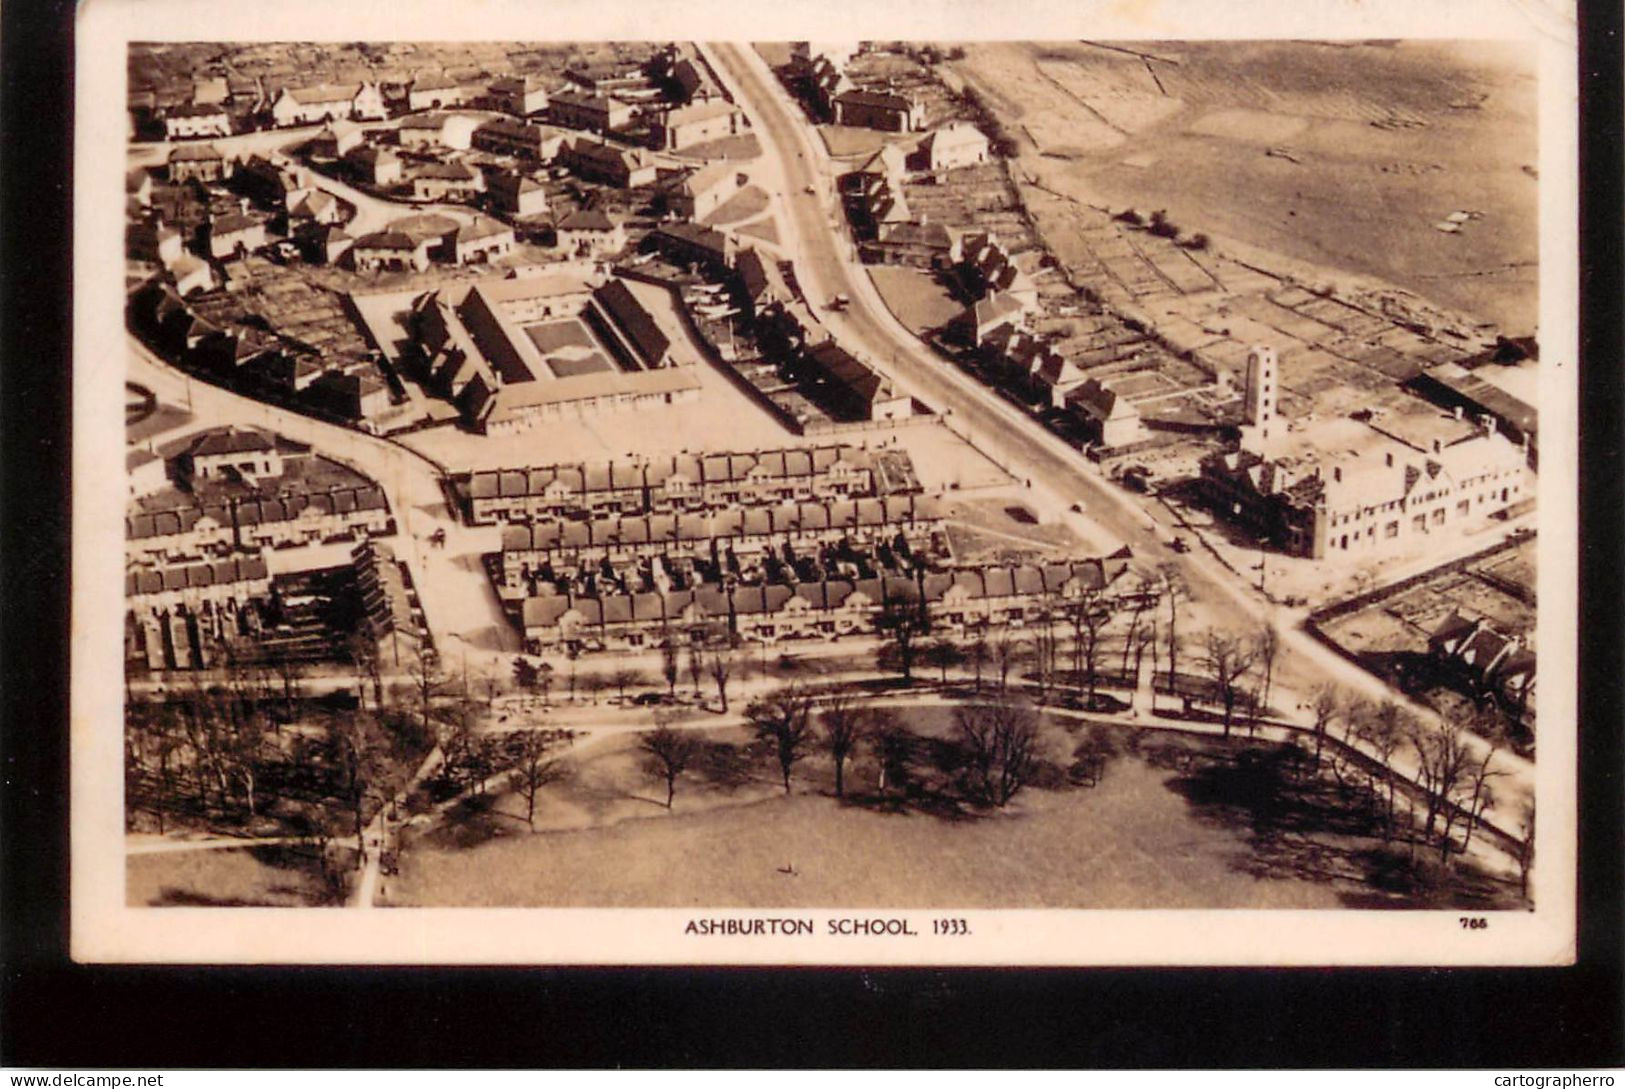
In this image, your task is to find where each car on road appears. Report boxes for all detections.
[803,185,816,194]
[1169,536,1190,553]
[827,293,850,311]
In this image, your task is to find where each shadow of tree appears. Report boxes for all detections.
[1163,745,1525,910]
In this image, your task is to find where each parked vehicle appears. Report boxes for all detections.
[1169,536,1190,553]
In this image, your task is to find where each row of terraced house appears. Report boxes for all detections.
[521,552,1133,653]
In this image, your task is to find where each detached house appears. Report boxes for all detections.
[307,121,362,159]
[344,144,404,187]
[548,91,633,134]
[207,212,268,260]
[488,75,551,117]
[665,162,746,220]
[650,100,744,151]
[167,143,229,184]
[555,208,626,257]
[487,173,550,217]
[443,216,516,265]
[164,103,232,140]
[833,88,924,132]
[351,229,435,272]
[410,161,484,202]
[268,82,385,126]
[908,121,990,173]
[1066,378,1143,447]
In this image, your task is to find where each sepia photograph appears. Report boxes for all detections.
[68,0,1582,966]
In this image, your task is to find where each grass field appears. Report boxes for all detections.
[868,266,964,336]
[704,185,771,227]
[384,709,1523,910]
[952,40,1537,332]
[127,844,354,907]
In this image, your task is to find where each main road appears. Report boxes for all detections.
[698,43,1534,813]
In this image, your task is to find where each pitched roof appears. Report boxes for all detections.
[593,279,670,366]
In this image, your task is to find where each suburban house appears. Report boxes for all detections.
[555,208,626,257]
[647,220,738,271]
[299,223,354,265]
[267,82,386,126]
[734,247,793,319]
[957,232,1039,311]
[961,292,1029,345]
[164,103,233,139]
[548,91,633,133]
[487,173,550,217]
[1428,610,1537,723]
[864,219,959,270]
[307,120,362,158]
[167,143,229,184]
[499,494,944,591]
[286,187,344,227]
[472,118,566,161]
[1066,378,1143,447]
[519,553,1128,653]
[410,161,484,202]
[350,229,435,272]
[561,137,658,187]
[184,426,282,480]
[407,73,471,112]
[443,216,516,264]
[804,341,913,421]
[344,144,404,186]
[488,75,551,117]
[650,99,744,150]
[832,88,924,132]
[127,219,185,267]
[397,112,480,151]
[206,212,268,260]
[666,162,746,220]
[465,443,883,524]
[908,121,991,173]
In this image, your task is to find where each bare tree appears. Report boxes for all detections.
[686,642,704,698]
[328,711,391,867]
[866,707,912,798]
[923,637,965,684]
[1514,799,1535,898]
[1158,565,1189,691]
[708,648,734,712]
[512,656,539,703]
[347,633,383,711]
[638,720,699,809]
[1199,630,1256,737]
[1450,744,1502,862]
[609,667,646,704]
[1309,683,1340,771]
[1411,715,1472,841]
[992,632,1023,692]
[745,685,817,793]
[1120,573,1158,680]
[268,645,305,717]
[965,631,990,691]
[660,638,680,699]
[955,694,1042,807]
[407,650,446,735]
[1357,700,1410,840]
[873,597,927,682]
[1254,624,1279,726]
[1064,586,1112,706]
[818,691,866,798]
[507,729,565,828]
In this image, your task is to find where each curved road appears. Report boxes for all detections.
[699,43,1533,812]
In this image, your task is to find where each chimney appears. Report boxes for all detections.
[1453,405,1464,420]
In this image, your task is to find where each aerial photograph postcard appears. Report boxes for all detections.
[72,0,1579,966]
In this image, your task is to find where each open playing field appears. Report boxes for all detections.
[951,40,1537,333]
[384,708,1521,910]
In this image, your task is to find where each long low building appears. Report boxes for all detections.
[465,443,884,523]
[521,551,1132,653]
[498,494,944,589]
[391,271,702,433]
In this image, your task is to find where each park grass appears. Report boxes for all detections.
[675,133,762,162]
[384,753,1347,910]
[127,844,354,907]
[868,265,964,336]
